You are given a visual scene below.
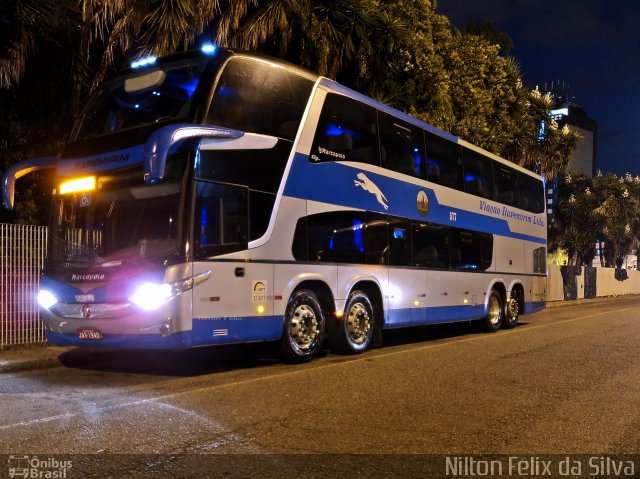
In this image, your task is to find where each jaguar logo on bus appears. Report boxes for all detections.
[416,190,429,216]
[354,172,388,210]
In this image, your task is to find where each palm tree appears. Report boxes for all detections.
[0,0,56,89]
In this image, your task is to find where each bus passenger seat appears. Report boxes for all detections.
[450,248,462,266]
[352,146,375,164]
[324,132,353,155]
[414,244,438,265]
[427,163,441,182]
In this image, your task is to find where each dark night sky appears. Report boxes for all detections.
[437,0,640,175]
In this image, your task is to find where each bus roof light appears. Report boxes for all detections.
[201,43,217,55]
[131,56,157,69]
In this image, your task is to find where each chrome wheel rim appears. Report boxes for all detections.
[347,302,372,345]
[506,296,518,322]
[289,304,319,352]
[488,295,502,326]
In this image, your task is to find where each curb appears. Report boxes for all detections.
[546,295,639,309]
[0,346,69,374]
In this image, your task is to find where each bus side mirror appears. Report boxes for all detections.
[144,124,243,185]
[2,156,58,210]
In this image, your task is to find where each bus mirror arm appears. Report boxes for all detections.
[143,124,244,185]
[2,156,58,210]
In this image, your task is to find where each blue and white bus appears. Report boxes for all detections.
[2,47,546,362]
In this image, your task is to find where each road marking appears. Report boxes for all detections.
[0,306,631,431]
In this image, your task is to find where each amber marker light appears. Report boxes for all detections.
[256,305,266,314]
[59,176,96,195]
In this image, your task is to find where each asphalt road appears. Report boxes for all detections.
[2,298,640,478]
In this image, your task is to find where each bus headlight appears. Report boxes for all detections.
[128,270,211,311]
[129,282,172,311]
[37,290,58,309]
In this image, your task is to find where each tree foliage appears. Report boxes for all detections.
[0,0,582,225]
[552,172,640,267]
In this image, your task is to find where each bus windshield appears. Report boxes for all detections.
[71,56,210,142]
[48,160,187,271]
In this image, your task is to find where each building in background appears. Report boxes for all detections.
[550,102,598,176]
[543,85,598,226]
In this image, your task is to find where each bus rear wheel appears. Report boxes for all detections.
[331,291,375,354]
[483,290,503,333]
[502,291,519,329]
[280,290,325,363]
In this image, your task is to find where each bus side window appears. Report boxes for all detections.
[425,132,463,191]
[451,229,482,270]
[388,217,412,266]
[492,163,517,207]
[299,211,367,264]
[461,147,493,199]
[518,172,545,214]
[311,94,380,165]
[378,112,425,178]
[365,212,389,265]
[412,222,450,269]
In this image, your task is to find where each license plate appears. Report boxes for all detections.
[77,328,103,340]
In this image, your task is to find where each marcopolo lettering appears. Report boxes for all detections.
[71,273,105,282]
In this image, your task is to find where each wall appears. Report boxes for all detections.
[547,264,640,301]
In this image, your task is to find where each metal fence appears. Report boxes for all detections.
[1,223,47,347]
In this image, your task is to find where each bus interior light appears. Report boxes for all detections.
[59,176,96,195]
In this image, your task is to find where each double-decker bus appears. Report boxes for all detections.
[2,46,546,362]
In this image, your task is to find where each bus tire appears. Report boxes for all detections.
[502,291,519,329]
[331,291,375,354]
[280,290,325,363]
[483,289,503,333]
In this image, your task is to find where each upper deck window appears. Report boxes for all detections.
[311,94,380,165]
[206,57,314,140]
[72,57,210,141]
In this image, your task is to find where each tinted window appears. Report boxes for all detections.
[518,172,545,214]
[533,246,546,274]
[451,229,493,271]
[293,211,367,263]
[207,57,314,140]
[425,132,463,190]
[492,163,518,207]
[388,217,412,266]
[311,94,380,165]
[413,223,450,268]
[462,147,493,198]
[196,141,290,193]
[365,213,389,265]
[194,181,248,259]
[73,57,209,141]
[379,112,425,177]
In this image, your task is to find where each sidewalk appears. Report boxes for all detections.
[0,345,72,374]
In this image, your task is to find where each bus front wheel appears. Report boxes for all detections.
[280,290,325,363]
[331,291,375,354]
[483,290,504,333]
